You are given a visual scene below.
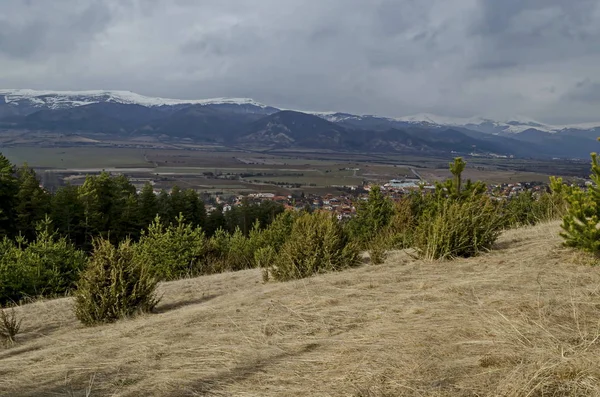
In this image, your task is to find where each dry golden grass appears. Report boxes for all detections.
[2,221,600,396]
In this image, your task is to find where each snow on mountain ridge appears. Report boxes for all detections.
[0,89,269,109]
[2,89,600,133]
[395,113,559,133]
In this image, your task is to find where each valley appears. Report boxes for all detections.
[0,89,595,195]
[0,145,589,197]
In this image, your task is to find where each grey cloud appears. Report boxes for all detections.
[0,0,113,60]
[470,0,600,69]
[566,79,600,102]
[0,0,600,122]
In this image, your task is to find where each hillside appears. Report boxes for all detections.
[2,222,600,396]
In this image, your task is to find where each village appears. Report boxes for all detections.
[201,177,556,220]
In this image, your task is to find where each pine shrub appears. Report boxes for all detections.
[385,198,415,249]
[135,215,208,280]
[0,218,86,305]
[266,212,359,281]
[74,238,159,326]
[413,196,504,260]
[504,190,566,228]
[207,227,258,272]
[222,227,258,271]
[346,185,393,247]
[253,211,296,252]
[553,152,600,256]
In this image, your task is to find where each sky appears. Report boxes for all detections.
[1,0,600,124]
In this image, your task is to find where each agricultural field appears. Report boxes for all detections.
[0,145,589,194]
[1,147,150,169]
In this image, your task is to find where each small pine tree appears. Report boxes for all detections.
[138,182,158,228]
[449,157,466,196]
[347,185,393,246]
[0,216,86,305]
[74,238,159,326]
[266,212,359,281]
[413,196,503,260]
[135,215,208,280]
[15,164,51,240]
[553,151,600,255]
[0,153,19,239]
[435,157,486,201]
[50,184,84,247]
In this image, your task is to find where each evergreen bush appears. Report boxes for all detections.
[135,215,208,280]
[0,217,86,305]
[346,185,394,247]
[74,238,159,326]
[266,212,359,281]
[553,152,600,256]
[413,196,504,260]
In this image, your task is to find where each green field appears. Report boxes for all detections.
[1,147,150,169]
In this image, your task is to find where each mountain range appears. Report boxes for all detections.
[1,89,599,158]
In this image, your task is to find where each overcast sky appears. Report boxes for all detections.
[1,0,600,124]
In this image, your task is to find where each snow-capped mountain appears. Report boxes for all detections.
[313,111,600,135]
[3,89,600,158]
[0,89,276,116]
[390,113,558,134]
[2,89,600,135]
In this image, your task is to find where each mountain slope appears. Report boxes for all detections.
[2,88,600,157]
[4,103,169,133]
[239,110,349,148]
[145,104,266,141]
[4,222,600,396]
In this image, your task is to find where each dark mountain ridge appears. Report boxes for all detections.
[0,94,597,158]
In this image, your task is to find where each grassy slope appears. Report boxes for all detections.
[2,221,600,397]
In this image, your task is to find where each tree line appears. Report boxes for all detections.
[0,153,284,252]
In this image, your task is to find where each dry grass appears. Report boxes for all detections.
[2,221,600,396]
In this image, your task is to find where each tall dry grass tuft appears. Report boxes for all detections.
[0,306,21,345]
[486,292,600,396]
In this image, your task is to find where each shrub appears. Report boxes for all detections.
[0,238,27,306]
[434,157,487,201]
[0,306,21,345]
[346,185,393,247]
[265,212,360,281]
[0,218,86,305]
[534,187,567,221]
[253,211,296,252]
[74,238,159,326]
[384,198,414,249]
[135,215,208,280]
[504,190,566,228]
[413,196,504,260]
[207,226,258,273]
[504,190,538,227]
[23,218,87,297]
[551,156,600,256]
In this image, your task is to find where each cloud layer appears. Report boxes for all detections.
[1,0,599,123]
